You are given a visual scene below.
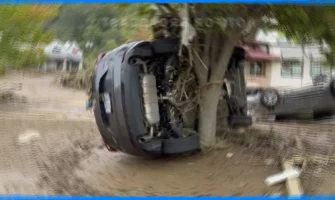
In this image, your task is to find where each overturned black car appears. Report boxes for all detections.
[92,38,251,157]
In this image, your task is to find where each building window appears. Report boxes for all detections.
[249,62,265,76]
[281,61,302,78]
[310,60,331,78]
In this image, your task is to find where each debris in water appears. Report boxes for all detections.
[264,167,301,186]
[17,129,41,145]
[264,158,275,166]
[226,152,234,158]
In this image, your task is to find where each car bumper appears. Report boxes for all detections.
[93,41,164,157]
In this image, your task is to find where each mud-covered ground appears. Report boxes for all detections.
[0,73,285,196]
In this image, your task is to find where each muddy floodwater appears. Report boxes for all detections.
[0,74,283,196]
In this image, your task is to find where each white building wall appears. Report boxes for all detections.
[254,31,332,89]
[269,61,312,89]
[42,40,84,72]
[268,44,323,89]
[269,45,281,57]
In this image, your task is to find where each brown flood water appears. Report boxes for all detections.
[0,74,282,196]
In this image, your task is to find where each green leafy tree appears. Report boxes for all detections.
[49,5,152,68]
[49,5,152,52]
[0,5,59,74]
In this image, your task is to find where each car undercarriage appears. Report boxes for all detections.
[91,16,252,157]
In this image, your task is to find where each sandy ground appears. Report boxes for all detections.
[0,73,284,196]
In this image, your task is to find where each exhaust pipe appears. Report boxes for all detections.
[139,135,152,143]
[139,126,155,143]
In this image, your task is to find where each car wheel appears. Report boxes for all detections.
[162,135,200,154]
[313,110,335,120]
[275,114,292,121]
[228,114,252,128]
[260,89,280,109]
[329,80,335,98]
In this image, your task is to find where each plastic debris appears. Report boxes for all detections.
[264,158,275,166]
[180,4,196,48]
[226,152,234,158]
[18,129,41,145]
[265,167,301,186]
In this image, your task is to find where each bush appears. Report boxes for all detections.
[55,67,94,92]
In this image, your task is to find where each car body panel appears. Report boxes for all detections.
[273,84,335,116]
[247,84,335,118]
[93,41,252,156]
[93,41,155,156]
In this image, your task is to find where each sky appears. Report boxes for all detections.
[256,30,288,44]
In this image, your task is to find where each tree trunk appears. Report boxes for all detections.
[194,33,239,147]
[198,84,222,146]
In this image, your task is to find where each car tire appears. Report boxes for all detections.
[274,115,287,121]
[329,80,335,98]
[275,114,296,121]
[228,115,252,128]
[162,135,200,154]
[260,89,280,109]
[151,37,179,56]
[313,110,335,120]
